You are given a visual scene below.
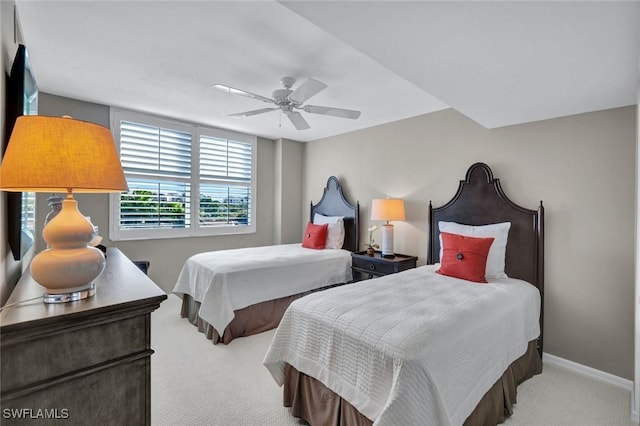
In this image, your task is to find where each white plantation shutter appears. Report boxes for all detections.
[199,135,252,227]
[120,121,192,179]
[110,109,256,240]
[119,121,192,231]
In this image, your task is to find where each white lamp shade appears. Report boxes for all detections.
[370,198,405,222]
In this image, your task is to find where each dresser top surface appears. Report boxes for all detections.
[0,248,167,331]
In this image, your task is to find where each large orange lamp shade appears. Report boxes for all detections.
[0,115,128,303]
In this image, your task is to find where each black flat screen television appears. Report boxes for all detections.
[3,44,38,260]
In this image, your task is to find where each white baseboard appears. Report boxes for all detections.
[542,352,633,392]
[543,352,639,423]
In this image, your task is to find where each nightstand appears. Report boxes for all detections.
[351,251,418,281]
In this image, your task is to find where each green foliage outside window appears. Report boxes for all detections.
[121,190,249,228]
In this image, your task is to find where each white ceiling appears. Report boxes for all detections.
[14,1,640,143]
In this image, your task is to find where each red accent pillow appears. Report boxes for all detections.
[301,222,328,249]
[436,232,495,283]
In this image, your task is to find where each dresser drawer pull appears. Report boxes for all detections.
[368,263,376,271]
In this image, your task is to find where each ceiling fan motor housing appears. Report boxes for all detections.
[272,88,294,105]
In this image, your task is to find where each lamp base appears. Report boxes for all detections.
[31,196,105,303]
[381,223,395,258]
[43,282,96,304]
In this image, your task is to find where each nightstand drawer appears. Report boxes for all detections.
[350,251,418,281]
[352,257,398,275]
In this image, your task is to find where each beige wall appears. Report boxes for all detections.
[36,93,282,294]
[304,106,636,380]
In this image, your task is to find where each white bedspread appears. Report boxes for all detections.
[172,244,352,336]
[263,265,540,426]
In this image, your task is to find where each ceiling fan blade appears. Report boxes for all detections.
[289,78,327,104]
[287,111,310,130]
[212,84,274,104]
[229,107,279,118]
[303,105,361,119]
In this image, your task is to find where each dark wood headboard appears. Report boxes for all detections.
[427,163,544,354]
[310,176,360,252]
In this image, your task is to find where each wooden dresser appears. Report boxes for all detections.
[0,248,167,425]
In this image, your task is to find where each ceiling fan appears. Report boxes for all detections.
[212,76,361,130]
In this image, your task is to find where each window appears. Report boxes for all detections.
[109,109,256,240]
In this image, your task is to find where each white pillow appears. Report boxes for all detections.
[438,221,511,278]
[313,213,345,249]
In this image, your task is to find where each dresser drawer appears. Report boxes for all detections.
[1,314,148,393]
[1,356,149,425]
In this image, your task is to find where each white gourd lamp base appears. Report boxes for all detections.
[30,193,105,304]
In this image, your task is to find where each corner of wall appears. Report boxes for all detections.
[273,139,284,244]
[631,51,640,424]
[273,138,304,244]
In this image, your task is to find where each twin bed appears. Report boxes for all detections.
[173,176,359,344]
[174,163,544,426]
[263,163,544,426]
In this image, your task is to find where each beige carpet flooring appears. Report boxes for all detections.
[151,294,635,426]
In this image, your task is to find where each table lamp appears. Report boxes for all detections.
[370,198,405,258]
[0,115,128,303]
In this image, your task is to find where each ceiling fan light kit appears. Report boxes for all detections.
[213,76,361,130]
